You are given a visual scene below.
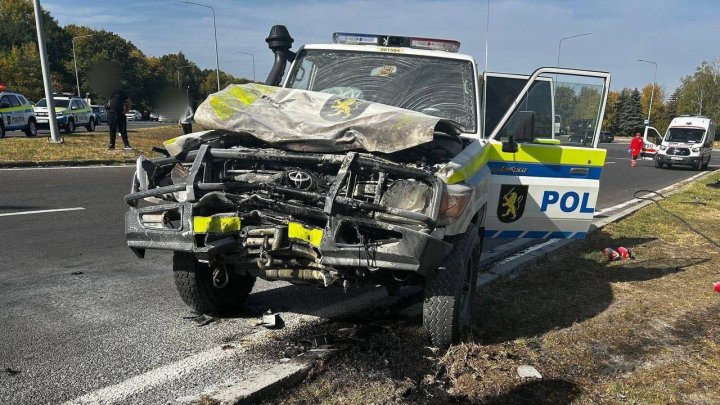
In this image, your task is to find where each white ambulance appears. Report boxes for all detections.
[652,116,715,170]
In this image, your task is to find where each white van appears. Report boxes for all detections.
[653,116,715,170]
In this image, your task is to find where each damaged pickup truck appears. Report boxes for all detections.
[125,26,611,348]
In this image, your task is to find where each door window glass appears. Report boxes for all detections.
[8,95,21,107]
[0,96,10,107]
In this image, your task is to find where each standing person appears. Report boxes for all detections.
[106,89,132,150]
[630,132,643,167]
[179,104,194,134]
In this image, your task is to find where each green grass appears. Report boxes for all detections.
[267,171,720,404]
[0,125,184,164]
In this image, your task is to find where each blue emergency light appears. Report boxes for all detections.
[332,32,460,52]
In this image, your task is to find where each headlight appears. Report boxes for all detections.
[659,145,667,150]
[692,147,700,153]
[380,180,431,214]
[56,111,64,116]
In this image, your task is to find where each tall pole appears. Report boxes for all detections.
[638,59,658,123]
[181,1,221,91]
[557,32,592,67]
[72,34,94,97]
[32,0,60,143]
[237,51,255,82]
[485,0,490,72]
[177,64,191,88]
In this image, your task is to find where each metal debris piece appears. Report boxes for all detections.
[259,310,284,329]
[516,365,542,379]
[183,314,217,327]
[70,271,84,275]
[300,333,331,348]
[4,367,21,376]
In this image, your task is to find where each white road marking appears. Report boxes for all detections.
[63,345,247,405]
[0,207,85,217]
[0,165,133,171]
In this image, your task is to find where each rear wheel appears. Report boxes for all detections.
[64,118,75,134]
[0,123,5,138]
[423,223,482,348]
[172,251,256,314]
[86,118,95,132]
[24,119,38,137]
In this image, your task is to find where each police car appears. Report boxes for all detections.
[33,93,96,134]
[0,90,38,138]
[124,26,611,348]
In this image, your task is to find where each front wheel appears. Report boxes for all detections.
[86,118,95,132]
[654,156,663,168]
[172,251,256,314]
[64,119,75,134]
[423,223,482,348]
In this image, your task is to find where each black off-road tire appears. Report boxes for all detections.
[423,223,482,348]
[64,118,75,134]
[0,123,5,138]
[86,118,95,132]
[24,119,38,137]
[172,251,256,314]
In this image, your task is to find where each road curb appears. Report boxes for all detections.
[0,159,135,168]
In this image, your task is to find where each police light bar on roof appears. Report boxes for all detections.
[332,32,460,52]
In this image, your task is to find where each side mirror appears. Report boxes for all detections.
[0,102,10,109]
[502,135,519,153]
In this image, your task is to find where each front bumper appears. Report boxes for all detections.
[656,154,700,166]
[36,115,69,127]
[125,202,452,277]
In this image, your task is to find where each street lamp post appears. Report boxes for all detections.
[177,64,192,88]
[72,34,94,98]
[557,32,592,67]
[32,0,61,143]
[181,1,220,92]
[638,59,658,123]
[236,51,255,82]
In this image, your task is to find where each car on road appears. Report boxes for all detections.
[653,115,715,170]
[34,94,96,134]
[126,110,142,121]
[149,112,159,121]
[91,105,108,124]
[0,90,38,138]
[124,26,611,348]
[599,131,614,143]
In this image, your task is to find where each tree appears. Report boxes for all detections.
[554,85,577,133]
[0,43,44,100]
[675,60,720,122]
[620,88,644,135]
[602,90,619,133]
[612,89,630,134]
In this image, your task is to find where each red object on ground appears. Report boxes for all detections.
[714,282,720,293]
[617,247,632,259]
[603,248,620,262]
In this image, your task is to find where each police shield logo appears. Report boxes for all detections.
[497,184,528,223]
[320,97,368,121]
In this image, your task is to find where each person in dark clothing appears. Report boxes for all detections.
[106,89,131,150]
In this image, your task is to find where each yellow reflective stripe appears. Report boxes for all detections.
[448,141,607,184]
[533,138,561,145]
[288,222,324,247]
[163,136,179,147]
[193,215,241,234]
[0,106,32,113]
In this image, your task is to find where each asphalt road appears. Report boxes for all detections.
[1,142,717,404]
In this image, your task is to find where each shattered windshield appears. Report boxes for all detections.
[665,128,705,143]
[286,49,477,132]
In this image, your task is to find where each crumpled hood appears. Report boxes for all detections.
[191,83,461,154]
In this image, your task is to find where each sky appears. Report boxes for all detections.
[44,0,720,97]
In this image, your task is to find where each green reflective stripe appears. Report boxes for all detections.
[0,106,33,113]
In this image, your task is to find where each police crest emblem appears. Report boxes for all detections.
[320,97,368,121]
[497,184,528,223]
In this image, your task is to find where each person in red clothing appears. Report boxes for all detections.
[630,132,643,167]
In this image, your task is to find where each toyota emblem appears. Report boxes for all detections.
[287,170,313,189]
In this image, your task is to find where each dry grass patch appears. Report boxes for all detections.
[270,172,720,404]
[0,125,183,163]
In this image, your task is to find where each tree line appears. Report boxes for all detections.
[0,0,250,113]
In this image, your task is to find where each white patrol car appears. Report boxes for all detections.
[124,26,611,348]
[34,93,97,134]
[0,90,38,138]
[649,116,716,170]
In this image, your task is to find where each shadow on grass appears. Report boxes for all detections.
[472,233,709,345]
[483,378,580,405]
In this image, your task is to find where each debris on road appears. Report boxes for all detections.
[516,365,542,379]
[70,271,84,275]
[183,314,217,327]
[4,367,21,376]
[258,311,284,330]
